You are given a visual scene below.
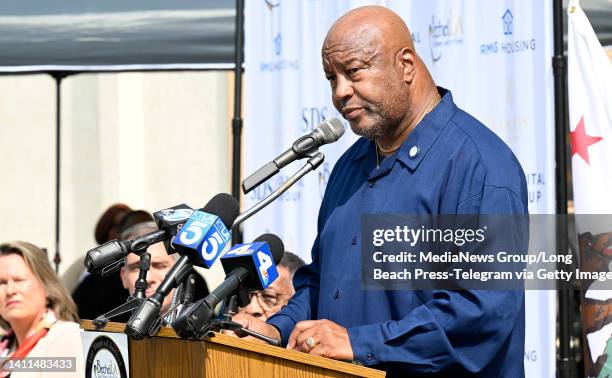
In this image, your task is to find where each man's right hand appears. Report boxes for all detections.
[231,312,281,342]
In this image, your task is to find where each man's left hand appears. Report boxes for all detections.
[287,319,353,360]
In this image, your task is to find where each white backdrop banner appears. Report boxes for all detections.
[244,1,555,376]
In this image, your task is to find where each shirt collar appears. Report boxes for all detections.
[395,87,456,170]
[350,87,456,167]
[351,137,371,162]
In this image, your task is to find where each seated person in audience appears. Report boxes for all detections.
[238,251,305,320]
[73,207,153,320]
[0,241,83,377]
[119,222,209,322]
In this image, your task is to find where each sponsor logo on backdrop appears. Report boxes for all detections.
[264,0,280,9]
[260,0,299,72]
[480,8,536,56]
[525,349,538,362]
[526,172,547,206]
[302,106,341,132]
[249,173,304,203]
[85,336,127,378]
[428,10,464,62]
[412,32,422,44]
[274,33,282,56]
[502,9,514,35]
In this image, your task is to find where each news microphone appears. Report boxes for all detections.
[181,274,197,306]
[84,239,130,276]
[242,117,344,194]
[84,203,195,275]
[124,194,239,340]
[152,204,196,254]
[171,233,284,339]
[171,194,239,268]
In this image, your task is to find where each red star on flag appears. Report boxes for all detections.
[570,116,603,165]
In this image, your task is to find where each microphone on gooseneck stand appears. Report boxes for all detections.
[84,203,196,276]
[164,273,197,324]
[171,233,284,339]
[242,117,345,194]
[124,194,239,340]
[181,274,197,306]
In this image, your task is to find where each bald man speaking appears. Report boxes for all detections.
[234,6,527,377]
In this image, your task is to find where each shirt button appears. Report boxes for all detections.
[333,289,340,299]
[367,353,375,361]
[351,237,357,245]
[409,145,419,158]
[368,182,375,188]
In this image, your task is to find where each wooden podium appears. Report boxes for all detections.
[81,320,385,378]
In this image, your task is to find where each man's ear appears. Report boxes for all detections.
[398,47,416,84]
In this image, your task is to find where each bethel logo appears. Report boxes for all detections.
[94,359,119,377]
[85,336,127,378]
[428,10,464,63]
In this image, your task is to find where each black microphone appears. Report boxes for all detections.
[181,274,197,306]
[83,239,131,276]
[151,203,196,254]
[242,117,344,194]
[84,203,196,275]
[171,233,284,339]
[124,194,240,340]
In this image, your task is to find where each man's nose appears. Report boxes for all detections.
[147,270,162,287]
[334,75,354,105]
[243,296,264,320]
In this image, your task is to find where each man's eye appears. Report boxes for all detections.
[325,74,336,82]
[348,67,362,75]
[262,295,278,305]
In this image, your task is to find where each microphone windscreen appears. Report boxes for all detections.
[202,193,240,228]
[254,233,284,264]
[319,117,345,143]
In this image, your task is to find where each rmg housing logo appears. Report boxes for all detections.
[480,8,537,56]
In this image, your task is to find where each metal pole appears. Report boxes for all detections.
[52,72,67,274]
[552,0,571,376]
[231,0,245,245]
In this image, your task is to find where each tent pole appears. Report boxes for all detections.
[51,72,67,274]
[231,0,245,244]
[553,0,571,376]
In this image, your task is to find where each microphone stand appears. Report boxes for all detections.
[203,319,281,347]
[172,152,325,339]
[163,273,197,325]
[232,152,324,231]
[93,252,151,330]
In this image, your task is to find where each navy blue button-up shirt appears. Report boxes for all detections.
[268,88,528,377]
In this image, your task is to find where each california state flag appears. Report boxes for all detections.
[568,0,612,376]
[568,0,612,213]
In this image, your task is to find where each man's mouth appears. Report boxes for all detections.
[343,107,364,120]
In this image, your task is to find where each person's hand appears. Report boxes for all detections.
[231,312,281,342]
[287,319,353,360]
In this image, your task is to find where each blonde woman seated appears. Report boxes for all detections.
[0,241,83,377]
